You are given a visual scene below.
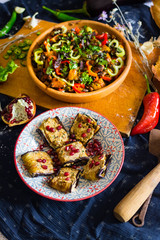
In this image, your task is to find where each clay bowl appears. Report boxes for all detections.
[27,20,132,103]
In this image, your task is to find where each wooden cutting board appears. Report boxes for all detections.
[0,19,148,137]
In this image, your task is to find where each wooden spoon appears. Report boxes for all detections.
[113,129,160,222]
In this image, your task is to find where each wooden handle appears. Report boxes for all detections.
[113,162,160,222]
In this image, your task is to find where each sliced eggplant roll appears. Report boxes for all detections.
[21,151,54,177]
[82,153,111,181]
[37,117,69,149]
[49,167,81,193]
[56,141,89,167]
[70,113,100,145]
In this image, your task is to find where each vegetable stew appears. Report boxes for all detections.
[31,25,126,93]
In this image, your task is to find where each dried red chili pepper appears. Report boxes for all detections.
[131,75,160,136]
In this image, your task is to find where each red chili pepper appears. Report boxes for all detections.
[101,33,108,45]
[72,83,85,93]
[61,60,70,64]
[102,76,112,81]
[55,66,61,75]
[131,75,160,136]
[96,33,105,40]
[75,26,80,34]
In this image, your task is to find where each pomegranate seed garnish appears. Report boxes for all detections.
[94,139,101,145]
[91,160,95,164]
[39,144,44,150]
[81,133,87,138]
[87,118,91,123]
[37,159,42,162]
[74,149,80,153]
[41,165,48,169]
[28,113,33,119]
[70,133,75,139]
[65,146,70,151]
[70,151,75,156]
[78,123,82,128]
[64,172,69,176]
[46,125,51,131]
[88,142,93,147]
[93,143,99,148]
[87,128,91,133]
[95,161,100,166]
[47,149,54,155]
[72,165,77,169]
[65,177,70,181]
[89,163,93,168]
[57,125,62,130]
[98,155,103,160]
[65,141,70,144]
[42,159,46,163]
[10,119,16,124]
[49,127,55,132]
[69,144,73,149]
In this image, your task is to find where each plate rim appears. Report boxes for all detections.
[14,106,125,202]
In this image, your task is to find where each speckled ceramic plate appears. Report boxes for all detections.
[14,107,124,201]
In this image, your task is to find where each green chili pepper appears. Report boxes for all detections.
[0,11,17,38]
[109,39,119,48]
[18,42,27,48]
[7,50,12,55]
[107,65,119,77]
[34,49,43,65]
[0,7,25,38]
[57,1,91,17]
[42,6,79,21]
[115,57,124,69]
[18,53,26,59]
[20,60,26,67]
[22,46,30,51]
[14,47,21,56]
[24,39,32,46]
[116,46,125,57]
[9,44,17,51]
[3,54,10,60]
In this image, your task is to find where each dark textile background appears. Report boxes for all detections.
[0,1,160,239]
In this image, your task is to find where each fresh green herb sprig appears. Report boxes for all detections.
[81,71,93,85]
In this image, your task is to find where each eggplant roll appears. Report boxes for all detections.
[56,141,89,167]
[21,151,54,177]
[70,113,100,145]
[49,167,81,193]
[37,117,69,149]
[82,153,111,181]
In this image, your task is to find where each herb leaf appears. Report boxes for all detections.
[0,60,18,82]
[81,71,93,85]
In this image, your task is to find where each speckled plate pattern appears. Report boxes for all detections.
[14,107,124,201]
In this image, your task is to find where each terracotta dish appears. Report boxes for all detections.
[27,20,132,103]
